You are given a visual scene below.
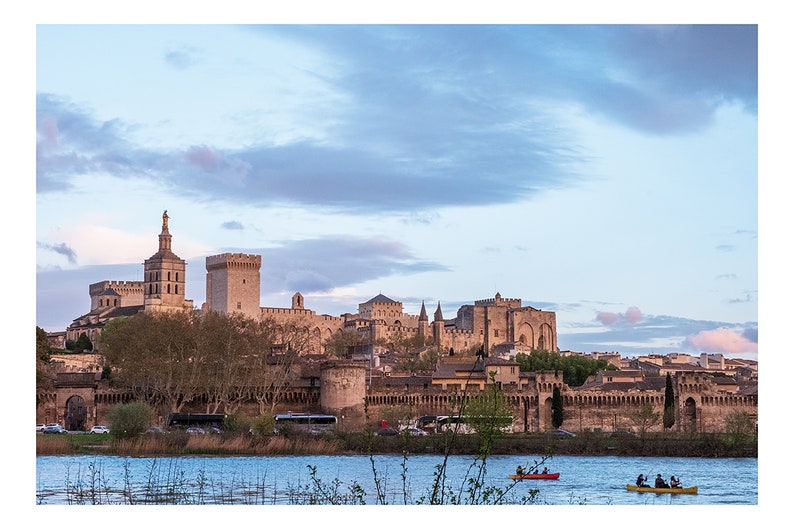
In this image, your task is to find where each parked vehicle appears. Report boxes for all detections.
[89,425,110,434]
[36,424,46,432]
[401,427,428,436]
[549,428,576,438]
[185,427,206,435]
[43,425,68,434]
[145,427,165,434]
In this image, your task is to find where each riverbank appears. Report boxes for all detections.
[36,429,757,458]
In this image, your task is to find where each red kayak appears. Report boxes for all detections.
[509,472,560,480]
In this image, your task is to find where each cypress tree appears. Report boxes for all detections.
[663,372,675,429]
[551,386,564,429]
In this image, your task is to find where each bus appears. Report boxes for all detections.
[273,413,338,435]
[167,413,226,430]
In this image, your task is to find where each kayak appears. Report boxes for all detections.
[510,472,560,480]
[626,484,698,494]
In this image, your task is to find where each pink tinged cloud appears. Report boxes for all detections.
[37,117,60,152]
[186,145,222,171]
[685,327,758,354]
[597,306,644,326]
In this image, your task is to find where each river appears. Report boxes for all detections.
[35,453,757,506]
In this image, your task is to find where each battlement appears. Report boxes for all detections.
[89,280,144,295]
[205,253,262,270]
[475,296,522,307]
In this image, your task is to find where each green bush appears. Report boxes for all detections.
[249,413,275,440]
[108,401,156,439]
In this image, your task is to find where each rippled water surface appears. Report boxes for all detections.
[36,454,757,505]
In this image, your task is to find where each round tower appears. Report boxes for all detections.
[320,361,366,423]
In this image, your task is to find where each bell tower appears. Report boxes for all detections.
[143,210,187,312]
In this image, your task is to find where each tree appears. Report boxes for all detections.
[464,372,515,450]
[663,373,675,430]
[36,326,54,392]
[36,326,52,362]
[515,350,615,386]
[631,404,660,437]
[99,311,203,414]
[551,386,564,429]
[323,329,369,358]
[108,401,156,439]
[75,332,93,352]
[724,410,755,443]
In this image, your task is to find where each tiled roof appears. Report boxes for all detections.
[365,294,398,304]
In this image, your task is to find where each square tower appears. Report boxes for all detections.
[205,253,262,319]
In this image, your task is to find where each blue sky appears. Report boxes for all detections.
[31,20,762,359]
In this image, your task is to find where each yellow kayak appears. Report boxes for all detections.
[626,484,698,494]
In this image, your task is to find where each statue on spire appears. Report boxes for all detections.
[162,210,169,230]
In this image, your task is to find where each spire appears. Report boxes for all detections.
[434,301,443,322]
[419,301,428,321]
[158,210,172,253]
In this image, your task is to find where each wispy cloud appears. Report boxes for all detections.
[37,242,77,264]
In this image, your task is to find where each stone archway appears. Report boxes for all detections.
[542,396,553,431]
[684,397,697,434]
[66,395,87,431]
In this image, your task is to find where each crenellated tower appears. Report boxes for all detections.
[205,252,262,319]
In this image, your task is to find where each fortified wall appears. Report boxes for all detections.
[38,363,757,434]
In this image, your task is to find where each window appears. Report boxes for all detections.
[494,329,499,337]
[168,272,171,281]
[237,302,242,309]
[167,284,171,294]
[175,285,179,294]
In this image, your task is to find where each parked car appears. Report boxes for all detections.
[185,427,206,435]
[375,427,398,436]
[609,430,638,439]
[43,424,68,434]
[402,427,428,436]
[145,427,165,435]
[549,428,576,438]
[89,425,110,434]
[36,424,46,432]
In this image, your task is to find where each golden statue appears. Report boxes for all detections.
[162,210,169,230]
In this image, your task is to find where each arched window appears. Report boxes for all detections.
[175,285,179,294]
[167,284,171,294]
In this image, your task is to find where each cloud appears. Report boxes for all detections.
[37,242,77,264]
[36,25,757,213]
[164,47,198,69]
[596,306,643,326]
[221,221,244,230]
[683,327,758,354]
[256,236,450,294]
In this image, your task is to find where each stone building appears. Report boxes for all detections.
[42,210,756,435]
[65,211,193,349]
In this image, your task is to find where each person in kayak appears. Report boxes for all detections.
[655,474,670,488]
[516,465,524,477]
[636,474,650,487]
[670,475,681,488]
[542,467,549,474]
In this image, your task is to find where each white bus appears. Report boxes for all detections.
[273,413,338,435]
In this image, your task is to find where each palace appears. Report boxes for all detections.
[66,211,558,359]
[44,211,756,435]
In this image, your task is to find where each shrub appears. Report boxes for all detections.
[108,401,156,439]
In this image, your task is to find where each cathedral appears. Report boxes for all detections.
[67,211,559,358]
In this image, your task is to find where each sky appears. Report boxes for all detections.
[31,21,763,360]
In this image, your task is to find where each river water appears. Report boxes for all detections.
[36,453,757,506]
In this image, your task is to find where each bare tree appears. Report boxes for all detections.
[100,310,204,413]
